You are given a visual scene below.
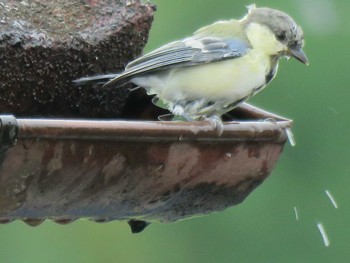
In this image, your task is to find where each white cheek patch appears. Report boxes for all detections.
[246,23,287,55]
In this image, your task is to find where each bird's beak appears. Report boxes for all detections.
[289,47,308,65]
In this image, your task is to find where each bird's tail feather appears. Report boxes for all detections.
[72,74,119,86]
[103,75,131,89]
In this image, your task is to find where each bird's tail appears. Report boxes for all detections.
[72,74,119,86]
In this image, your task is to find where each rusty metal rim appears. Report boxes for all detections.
[14,119,291,141]
[1,104,292,143]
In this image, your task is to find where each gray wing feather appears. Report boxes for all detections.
[103,37,250,88]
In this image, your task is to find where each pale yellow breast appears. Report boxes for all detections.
[133,49,271,104]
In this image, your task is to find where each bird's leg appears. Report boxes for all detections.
[172,105,185,117]
[172,105,224,135]
[172,105,194,121]
[205,115,224,136]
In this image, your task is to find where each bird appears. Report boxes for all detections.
[74,4,308,134]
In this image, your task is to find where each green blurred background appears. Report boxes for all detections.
[1,0,349,262]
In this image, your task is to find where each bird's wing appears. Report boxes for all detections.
[103,36,250,88]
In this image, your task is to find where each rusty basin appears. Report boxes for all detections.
[0,103,292,232]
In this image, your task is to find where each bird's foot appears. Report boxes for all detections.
[169,105,194,121]
[172,105,186,117]
[205,115,224,136]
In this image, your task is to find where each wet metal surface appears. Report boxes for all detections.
[0,104,292,226]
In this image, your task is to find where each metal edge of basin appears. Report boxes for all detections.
[0,103,292,232]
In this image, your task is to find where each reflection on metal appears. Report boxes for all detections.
[0,115,18,150]
[0,103,292,232]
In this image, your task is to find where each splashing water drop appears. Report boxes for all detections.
[293,206,299,221]
[285,127,296,147]
[325,190,338,209]
[317,222,330,247]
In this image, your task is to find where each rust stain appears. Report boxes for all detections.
[247,143,261,158]
[102,153,126,184]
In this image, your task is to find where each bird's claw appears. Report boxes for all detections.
[206,115,224,136]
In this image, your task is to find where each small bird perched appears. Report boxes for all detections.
[74,4,308,133]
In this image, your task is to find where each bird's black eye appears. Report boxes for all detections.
[276,31,286,41]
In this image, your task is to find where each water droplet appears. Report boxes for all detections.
[293,206,299,221]
[316,222,330,247]
[325,189,338,209]
[285,127,296,147]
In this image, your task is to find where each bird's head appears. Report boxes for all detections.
[242,4,308,65]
